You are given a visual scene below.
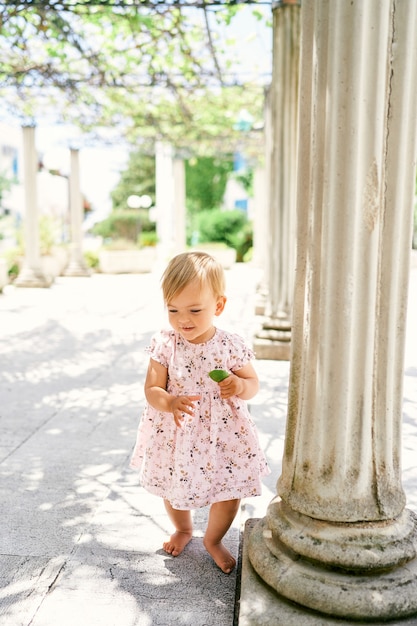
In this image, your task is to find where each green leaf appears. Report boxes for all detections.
[209,369,229,382]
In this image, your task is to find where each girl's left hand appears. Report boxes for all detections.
[218,374,244,399]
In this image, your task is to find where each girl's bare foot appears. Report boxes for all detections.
[163,530,193,556]
[203,538,236,574]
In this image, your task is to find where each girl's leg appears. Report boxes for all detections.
[163,499,193,556]
[203,499,240,574]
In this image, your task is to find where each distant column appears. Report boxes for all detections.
[173,158,186,254]
[253,0,300,360]
[155,141,175,263]
[248,1,417,620]
[252,166,268,315]
[15,124,50,288]
[252,167,267,272]
[254,88,272,317]
[64,147,89,276]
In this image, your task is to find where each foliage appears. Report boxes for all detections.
[5,215,59,256]
[0,3,268,158]
[91,209,146,243]
[0,170,16,201]
[38,215,59,255]
[185,156,234,213]
[191,208,252,261]
[227,219,253,262]
[110,147,235,218]
[111,151,155,211]
[0,4,219,96]
[139,231,158,247]
[2,246,21,280]
[83,249,99,270]
[234,168,253,195]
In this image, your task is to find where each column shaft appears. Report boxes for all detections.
[15,125,50,288]
[64,148,89,276]
[280,0,416,521]
[254,2,300,359]
[155,141,175,263]
[173,158,186,254]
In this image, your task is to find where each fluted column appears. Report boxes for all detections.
[64,147,89,276]
[15,125,50,288]
[248,0,417,620]
[253,0,300,360]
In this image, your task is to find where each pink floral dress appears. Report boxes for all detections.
[130,328,270,510]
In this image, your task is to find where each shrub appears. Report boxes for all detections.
[190,209,253,261]
[92,209,156,244]
[84,250,100,270]
[92,210,140,242]
[139,231,158,247]
[38,215,59,255]
[2,247,21,281]
[227,221,254,262]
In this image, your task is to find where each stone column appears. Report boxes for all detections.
[252,166,267,271]
[253,0,300,360]
[155,141,175,263]
[64,147,89,276]
[254,89,272,317]
[252,166,268,315]
[14,125,50,288]
[248,0,417,620]
[173,157,186,254]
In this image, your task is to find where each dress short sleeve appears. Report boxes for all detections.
[145,330,174,369]
[227,331,256,372]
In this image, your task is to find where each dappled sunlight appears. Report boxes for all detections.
[31,563,146,626]
[1,265,416,625]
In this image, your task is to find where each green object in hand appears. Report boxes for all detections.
[209,369,230,382]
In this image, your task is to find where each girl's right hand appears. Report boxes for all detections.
[170,395,201,428]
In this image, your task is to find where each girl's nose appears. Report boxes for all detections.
[178,312,189,324]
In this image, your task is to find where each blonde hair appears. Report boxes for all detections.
[161,251,225,303]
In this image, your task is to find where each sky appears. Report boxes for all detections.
[212,3,272,85]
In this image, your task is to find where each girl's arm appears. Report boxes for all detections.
[218,362,259,400]
[145,358,200,427]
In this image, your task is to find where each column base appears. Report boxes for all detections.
[63,260,90,277]
[238,519,417,625]
[253,319,291,360]
[246,513,417,622]
[63,244,90,277]
[255,294,266,316]
[253,336,291,360]
[14,266,52,288]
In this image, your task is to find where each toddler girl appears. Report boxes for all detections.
[130,251,269,574]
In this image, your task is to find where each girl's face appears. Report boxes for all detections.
[166,279,226,344]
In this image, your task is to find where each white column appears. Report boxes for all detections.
[155,141,175,263]
[252,166,267,272]
[252,166,268,316]
[254,89,272,317]
[248,1,417,620]
[15,125,50,288]
[253,1,300,360]
[173,158,186,254]
[64,147,89,276]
